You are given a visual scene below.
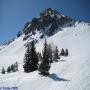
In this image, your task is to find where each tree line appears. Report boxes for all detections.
[1,39,68,76]
[23,39,68,76]
[1,62,18,74]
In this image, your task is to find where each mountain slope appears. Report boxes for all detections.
[22,8,73,40]
[0,21,90,90]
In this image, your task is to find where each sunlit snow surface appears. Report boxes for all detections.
[0,22,90,90]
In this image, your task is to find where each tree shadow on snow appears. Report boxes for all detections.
[48,73,70,82]
[60,59,66,62]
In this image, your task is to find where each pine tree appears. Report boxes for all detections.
[14,62,18,71]
[23,41,38,73]
[1,66,5,74]
[7,66,11,73]
[65,49,69,56]
[38,39,51,76]
[60,48,65,56]
[53,46,60,62]
[11,64,15,72]
[48,44,53,63]
[23,43,31,73]
[29,40,39,71]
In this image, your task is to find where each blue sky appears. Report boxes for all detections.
[0,0,90,44]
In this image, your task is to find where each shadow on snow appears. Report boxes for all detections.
[48,73,70,82]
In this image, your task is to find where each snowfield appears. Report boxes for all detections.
[0,22,90,90]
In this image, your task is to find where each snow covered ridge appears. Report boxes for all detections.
[0,20,90,90]
[0,45,6,51]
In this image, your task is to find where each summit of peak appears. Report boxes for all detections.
[40,8,64,17]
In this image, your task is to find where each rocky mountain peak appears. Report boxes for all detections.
[22,8,73,40]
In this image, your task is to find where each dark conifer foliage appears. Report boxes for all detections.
[29,41,39,71]
[65,49,69,56]
[23,43,31,73]
[53,46,60,62]
[7,62,18,73]
[23,41,39,73]
[14,62,18,71]
[60,48,65,56]
[7,66,11,73]
[60,48,69,56]
[1,66,5,74]
[38,39,51,76]
[11,64,16,72]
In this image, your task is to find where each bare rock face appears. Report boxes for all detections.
[23,8,73,40]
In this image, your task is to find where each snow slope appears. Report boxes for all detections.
[0,45,6,51]
[0,22,90,90]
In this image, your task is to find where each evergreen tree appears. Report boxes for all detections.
[23,41,38,73]
[38,39,51,76]
[48,44,53,63]
[65,49,69,56]
[60,48,65,56]
[29,40,39,71]
[23,43,31,73]
[14,62,18,71]
[1,66,5,74]
[7,66,11,73]
[11,64,15,72]
[53,46,60,62]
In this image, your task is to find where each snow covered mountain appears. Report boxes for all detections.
[0,8,90,90]
[22,8,73,40]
